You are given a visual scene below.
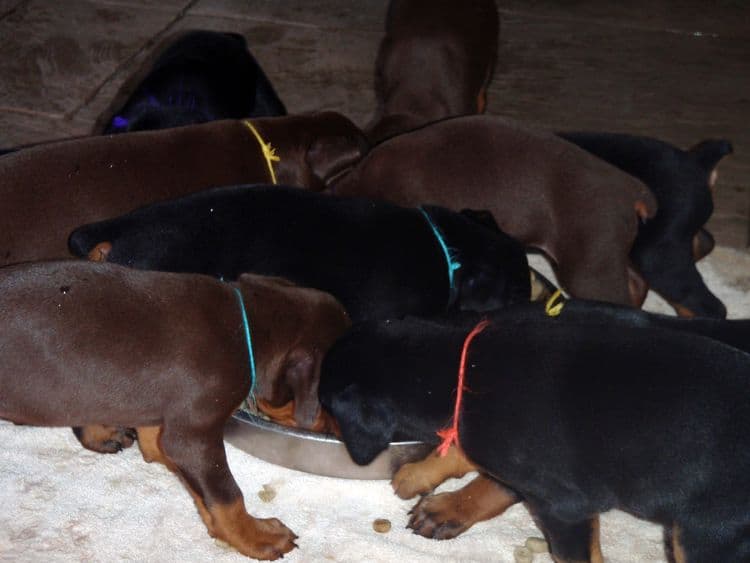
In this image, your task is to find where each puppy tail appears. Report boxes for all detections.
[688,139,733,172]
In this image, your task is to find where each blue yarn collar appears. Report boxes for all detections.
[419,207,462,306]
[232,287,257,406]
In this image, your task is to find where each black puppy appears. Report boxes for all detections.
[559,131,732,318]
[68,185,530,321]
[95,30,286,134]
[319,308,750,562]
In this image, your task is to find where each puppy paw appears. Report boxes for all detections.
[392,461,438,499]
[239,517,298,560]
[407,493,471,540]
[73,425,137,453]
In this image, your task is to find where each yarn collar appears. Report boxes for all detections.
[419,207,462,306]
[243,120,280,185]
[232,287,257,406]
[436,319,491,456]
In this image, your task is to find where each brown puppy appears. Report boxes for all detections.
[0,261,350,559]
[332,115,657,306]
[0,112,367,267]
[366,0,499,143]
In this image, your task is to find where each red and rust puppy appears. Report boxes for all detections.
[0,261,350,560]
[0,112,367,267]
[559,132,733,318]
[366,0,499,144]
[320,309,750,562]
[332,115,657,308]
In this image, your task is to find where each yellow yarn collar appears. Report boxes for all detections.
[545,289,565,317]
[243,120,280,185]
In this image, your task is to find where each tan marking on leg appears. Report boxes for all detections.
[207,497,297,560]
[477,89,487,113]
[136,426,168,465]
[408,474,519,539]
[672,524,688,563]
[392,444,476,499]
[668,301,696,319]
[590,515,604,563]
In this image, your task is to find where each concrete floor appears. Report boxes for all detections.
[1,0,748,247]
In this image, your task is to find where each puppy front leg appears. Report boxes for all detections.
[392,444,476,499]
[408,474,520,539]
[530,509,603,563]
[139,423,297,560]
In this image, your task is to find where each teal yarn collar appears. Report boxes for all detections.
[419,207,462,305]
[232,287,257,405]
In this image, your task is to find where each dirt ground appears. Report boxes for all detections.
[0,0,748,247]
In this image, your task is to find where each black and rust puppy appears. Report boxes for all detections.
[319,310,750,562]
[0,261,351,560]
[95,30,286,134]
[367,0,499,143]
[560,131,733,318]
[386,298,750,544]
[68,185,531,322]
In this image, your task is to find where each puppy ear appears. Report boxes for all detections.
[327,384,397,466]
[305,131,368,187]
[282,348,322,430]
[688,139,733,176]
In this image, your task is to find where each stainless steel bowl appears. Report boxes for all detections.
[225,410,432,480]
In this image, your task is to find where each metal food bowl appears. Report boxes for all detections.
[225,410,432,480]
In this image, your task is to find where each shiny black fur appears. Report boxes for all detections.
[96,30,286,134]
[320,302,750,561]
[68,185,530,322]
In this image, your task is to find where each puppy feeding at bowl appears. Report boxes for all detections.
[0,261,350,559]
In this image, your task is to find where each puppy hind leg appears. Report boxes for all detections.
[156,423,297,560]
[669,522,750,563]
[392,444,477,499]
[530,510,603,563]
[73,425,136,453]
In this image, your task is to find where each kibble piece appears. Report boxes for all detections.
[525,536,549,553]
[513,545,533,563]
[257,484,277,503]
[372,518,392,533]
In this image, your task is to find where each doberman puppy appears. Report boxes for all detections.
[559,131,733,318]
[68,184,531,322]
[331,115,657,308]
[0,261,350,560]
[388,299,750,543]
[319,306,750,562]
[366,0,499,144]
[0,112,367,267]
[94,30,286,134]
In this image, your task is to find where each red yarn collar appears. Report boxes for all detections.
[436,319,491,456]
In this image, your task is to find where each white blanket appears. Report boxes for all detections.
[1,247,748,563]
